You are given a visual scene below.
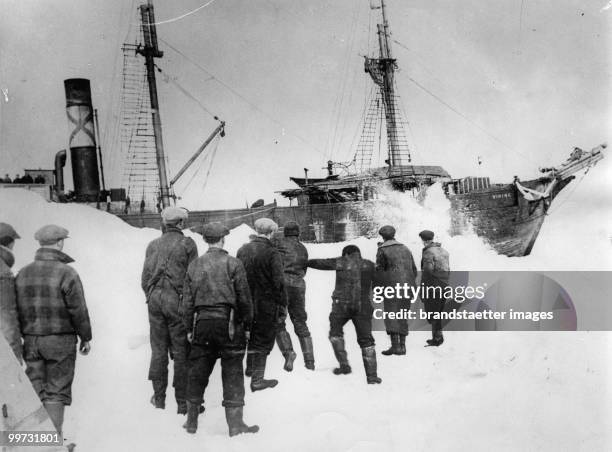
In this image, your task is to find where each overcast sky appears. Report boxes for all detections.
[1,0,610,209]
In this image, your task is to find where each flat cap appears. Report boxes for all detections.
[202,222,230,240]
[254,218,278,235]
[283,221,300,237]
[34,224,69,245]
[378,225,396,240]
[0,223,20,241]
[161,206,188,224]
[419,230,435,241]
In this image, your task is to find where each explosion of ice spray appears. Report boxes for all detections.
[362,183,508,270]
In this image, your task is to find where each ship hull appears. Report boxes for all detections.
[448,176,573,256]
[117,176,574,257]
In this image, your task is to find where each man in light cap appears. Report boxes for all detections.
[237,218,285,391]
[272,221,314,371]
[141,206,197,414]
[0,223,22,362]
[375,224,417,356]
[15,224,92,437]
[419,230,450,346]
[182,222,259,436]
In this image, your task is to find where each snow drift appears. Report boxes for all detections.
[0,156,610,451]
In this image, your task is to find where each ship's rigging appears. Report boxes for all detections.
[99,0,605,258]
[116,1,225,211]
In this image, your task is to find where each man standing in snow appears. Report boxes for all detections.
[0,223,22,362]
[182,222,259,437]
[15,224,92,436]
[375,225,417,356]
[419,230,450,347]
[272,221,314,371]
[141,207,197,414]
[307,245,381,384]
[237,218,285,392]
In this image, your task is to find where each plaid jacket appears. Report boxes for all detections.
[0,245,22,359]
[15,248,92,341]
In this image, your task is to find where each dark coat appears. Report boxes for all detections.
[375,240,417,301]
[421,242,450,286]
[141,226,198,301]
[272,235,308,289]
[0,245,22,360]
[236,236,285,307]
[308,255,375,314]
[421,242,450,314]
[182,247,253,330]
[15,248,92,342]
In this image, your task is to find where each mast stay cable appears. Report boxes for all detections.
[154,64,218,120]
[158,37,327,158]
[393,38,538,166]
[134,0,219,26]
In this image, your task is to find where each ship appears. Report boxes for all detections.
[39,0,606,257]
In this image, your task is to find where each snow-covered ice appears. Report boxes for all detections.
[1,156,610,451]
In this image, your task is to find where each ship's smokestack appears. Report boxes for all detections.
[55,149,66,193]
[64,78,100,201]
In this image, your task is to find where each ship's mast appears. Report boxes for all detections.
[377,0,403,167]
[137,0,171,208]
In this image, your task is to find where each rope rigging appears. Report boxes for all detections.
[177,135,221,198]
[392,38,539,167]
[154,64,218,120]
[132,0,219,26]
[158,36,327,158]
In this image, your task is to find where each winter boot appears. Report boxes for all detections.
[150,380,166,409]
[250,353,278,392]
[426,326,444,347]
[182,401,200,434]
[381,334,403,356]
[245,352,254,377]
[299,336,315,370]
[225,407,260,437]
[44,401,65,435]
[398,334,407,355]
[276,330,297,372]
[361,346,382,384]
[329,336,351,375]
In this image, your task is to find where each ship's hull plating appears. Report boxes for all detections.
[117,176,574,257]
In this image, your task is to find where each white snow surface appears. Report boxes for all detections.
[1,157,611,451]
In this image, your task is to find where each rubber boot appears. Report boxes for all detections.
[381,334,402,356]
[150,380,166,409]
[44,401,64,435]
[250,353,278,392]
[276,329,297,372]
[182,401,200,434]
[245,352,254,377]
[178,400,204,415]
[299,336,315,370]
[329,336,351,375]
[361,346,382,384]
[398,334,407,355]
[225,406,260,437]
[426,325,444,347]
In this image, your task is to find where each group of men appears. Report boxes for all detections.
[0,173,46,184]
[0,222,92,443]
[139,207,451,437]
[0,207,450,442]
